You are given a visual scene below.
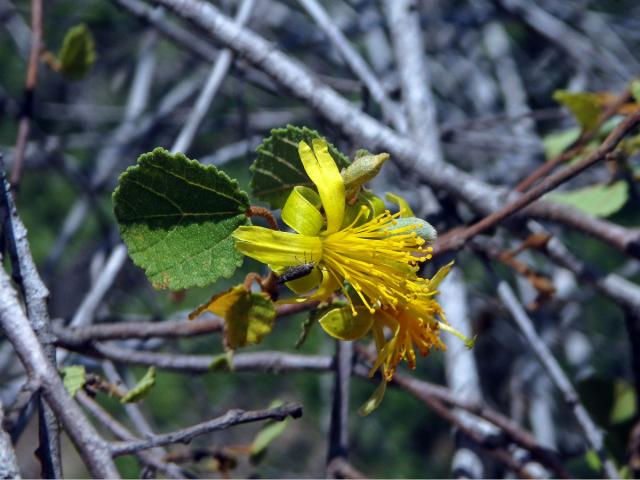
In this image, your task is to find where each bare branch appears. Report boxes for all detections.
[0,399,20,479]
[110,403,303,456]
[327,340,353,476]
[497,281,619,479]
[0,260,118,477]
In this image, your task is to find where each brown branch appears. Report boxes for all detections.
[434,111,640,257]
[11,0,43,187]
[110,403,302,456]
[514,89,632,192]
[353,347,571,479]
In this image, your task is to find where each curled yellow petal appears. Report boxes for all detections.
[282,186,324,235]
[298,139,345,234]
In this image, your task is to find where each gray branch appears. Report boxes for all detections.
[0,261,118,477]
[497,281,619,479]
[110,403,302,456]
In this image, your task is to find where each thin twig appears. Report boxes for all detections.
[171,0,255,153]
[497,281,619,479]
[298,0,407,133]
[327,340,353,477]
[10,0,42,186]
[434,111,640,256]
[76,391,187,476]
[110,403,302,456]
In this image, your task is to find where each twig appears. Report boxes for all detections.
[298,0,407,133]
[0,399,20,479]
[171,0,255,154]
[148,0,640,259]
[10,0,42,186]
[514,89,631,193]
[434,111,640,256]
[497,281,619,479]
[327,340,353,476]
[0,155,61,477]
[54,316,224,346]
[101,361,184,478]
[66,343,334,374]
[0,259,118,477]
[110,403,303,456]
[76,391,186,477]
[383,0,440,153]
[70,244,128,329]
[440,268,489,478]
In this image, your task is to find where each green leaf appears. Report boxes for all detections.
[209,351,234,371]
[553,90,601,131]
[113,148,250,290]
[62,365,86,397]
[548,181,629,218]
[318,306,374,341]
[250,402,289,463]
[542,128,581,159]
[58,23,96,80]
[585,449,602,472]
[250,125,350,209]
[358,380,387,416]
[610,380,637,424]
[121,367,156,403]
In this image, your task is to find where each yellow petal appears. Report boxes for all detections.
[282,186,324,235]
[385,192,415,217]
[285,266,322,293]
[233,226,322,266]
[298,139,345,233]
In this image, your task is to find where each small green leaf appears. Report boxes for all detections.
[548,181,629,218]
[295,313,316,349]
[610,380,636,424]
[318,306,374,341]
[553,90,602,131]
[121,367,156,403]
[250,125,350,209]
[543,128,581,159]
[250,403,289,463]
[62,365,86,397]
[209,351,234,371]
[58,23,96,80]
[358,380,387,416]
[584,449,602,472]
[113,148,250,290]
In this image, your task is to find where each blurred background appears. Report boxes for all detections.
[1,0,640,478]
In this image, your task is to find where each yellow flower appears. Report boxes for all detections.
[369,261,472,380]
[233,139,431,313]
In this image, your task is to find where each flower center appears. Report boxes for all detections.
[321,210,432,313]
